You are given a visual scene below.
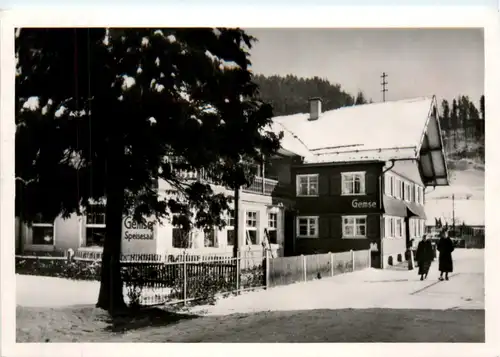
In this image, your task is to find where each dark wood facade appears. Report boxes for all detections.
[290,162,384,256]
[287,160,428,268]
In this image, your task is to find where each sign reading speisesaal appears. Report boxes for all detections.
[123,216,155,241]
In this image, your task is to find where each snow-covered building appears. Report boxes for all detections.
[272,96,449,268]
[16,96,449,269]
[16,150,299,260]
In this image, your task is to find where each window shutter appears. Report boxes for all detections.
[365,172,377,195]
[330,174,341,195]
[319,216,330,238]
[331,216,342,238]
[367,215,378,238]
[318,174,329,196]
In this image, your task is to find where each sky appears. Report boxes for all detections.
[247,28,484,106]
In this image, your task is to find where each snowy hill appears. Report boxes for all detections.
[425,168,484,226]
[424,128,485,227]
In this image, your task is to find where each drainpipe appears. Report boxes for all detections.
[377,160,396,268]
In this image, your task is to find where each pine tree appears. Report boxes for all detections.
[479,94,485,138]
[468,101,480,141]
[355,91,367,105]
[457,96,468,149]
[439,99,451,150]
[450,99,459,150]
[16,28,281,313]
[440,99,450,131]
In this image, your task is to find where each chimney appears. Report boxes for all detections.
[308,97,322,121]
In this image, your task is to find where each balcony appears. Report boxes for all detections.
[176,170,291,197]
[169,155,292,197]
[243,176,291,197]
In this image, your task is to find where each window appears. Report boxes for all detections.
[267,212,278,244]
[32,215,55,245]
[404,181,411,202]
[396,218,402,238]
[342,172,366,195]
[296,174,319,196]
[415,219,424,237]
[226,210,235,246]
[204,228,217,247]
[419,186,425,205]
[385,216,403,238]
[297,216,318,238]
[389,217,395,237]
[173,227,190,248]
[342,216,367,238]
[85,205,106,247]
[245,211,258,245]
[394,178,402,199]
[384,174,392,196]
[385,174,395,197]
[409,219,418,238]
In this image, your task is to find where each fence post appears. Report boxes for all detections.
[236,250,240,295]
[329,252,334,277]
[302,255,307,282]
[265,249,270,289]
[183,251,187,306]
[351,250,355,272]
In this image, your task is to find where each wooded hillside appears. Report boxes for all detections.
[254,74,485,166]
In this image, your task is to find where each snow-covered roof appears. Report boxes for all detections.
[270,96,449,186]
[267,121,311,158]
[273,96,433,158]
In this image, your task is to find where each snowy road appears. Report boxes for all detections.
[16,249,484,314]
[192,248,484,316]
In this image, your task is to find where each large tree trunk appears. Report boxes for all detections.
[96,136,127,314]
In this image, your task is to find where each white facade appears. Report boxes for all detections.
[16,182,288,258]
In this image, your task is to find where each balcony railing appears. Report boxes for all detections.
[176,169,291,197]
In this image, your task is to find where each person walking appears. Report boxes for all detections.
[416,234,435,280]
[437,229,454,281]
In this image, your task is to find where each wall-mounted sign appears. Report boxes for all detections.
[123,216,155,241]
[351,199,377,209]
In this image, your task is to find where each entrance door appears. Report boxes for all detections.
[284,210,295,256]
[405,217,411,249]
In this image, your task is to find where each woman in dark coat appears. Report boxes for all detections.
[437,229,455,280]
[416,234,435,280]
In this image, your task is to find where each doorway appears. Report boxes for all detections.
[284,210,295,256]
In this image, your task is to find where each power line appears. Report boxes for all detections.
[381,72,388,102]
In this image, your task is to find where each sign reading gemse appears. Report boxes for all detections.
[351,198,377,209]
[123,216,155,241]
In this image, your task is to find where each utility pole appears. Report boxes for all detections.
[381,72,388,102]
[452,193,455,235]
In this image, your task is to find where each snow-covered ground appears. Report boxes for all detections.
[190,249,484,316]
[425,169,484,226]
[16,249,484,315]
[16,276,101,308]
